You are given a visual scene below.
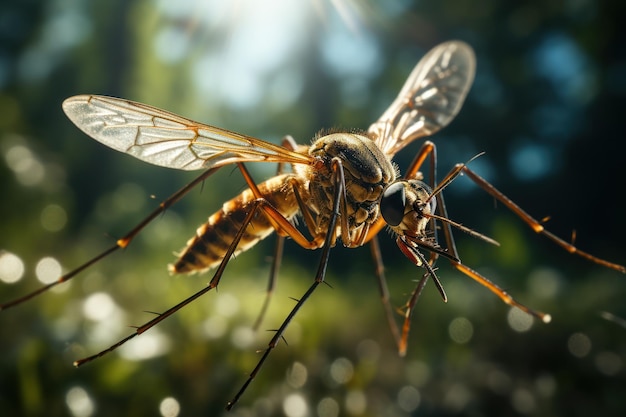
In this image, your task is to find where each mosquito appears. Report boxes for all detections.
[2,41,624,410]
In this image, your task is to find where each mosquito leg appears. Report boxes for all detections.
[252,235,285,331]
[360,140,440,355]
[397,140,442,354]
[399,272,430,357]
[226,157,346,410]
[74,195,267,366]
[75,188,327,367]
[424,162,552,322]
[369,236,402,350]
[459,166,625,273]
[238,139,296,331]
[226,277,325,410]
[0,167,222,311]
[453,261,552,323]
[404,140,435,180]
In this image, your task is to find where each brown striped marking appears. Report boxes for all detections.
[169,174,300,274]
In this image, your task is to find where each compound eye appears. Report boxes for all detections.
[381,182,406,227]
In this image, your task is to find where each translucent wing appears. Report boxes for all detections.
[368,41,476,156]
[62,95,312,171]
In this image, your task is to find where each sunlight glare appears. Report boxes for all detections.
[188,0,313,110]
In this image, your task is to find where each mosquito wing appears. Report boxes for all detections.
[368,41,476,156]
[62,95,312,171]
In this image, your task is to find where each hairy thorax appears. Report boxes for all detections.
[295,132,397,245]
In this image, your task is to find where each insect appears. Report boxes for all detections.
[2,41,624,409]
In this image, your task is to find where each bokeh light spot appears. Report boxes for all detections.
[567,332,592,358]
[40,203,68,232]
[448,317,473,344]
[283,393,308,417]
[527,267,562,299]
[594,351,622,376]
[397,385,420,412]
[113,182,147,213]
[405,360,431,387]
[66,386,95,417]
[5,144,45,186]
[286,361,308,389]
[216,292,240,317]
[509,142,555,181]
[159,396,181,417]
[119,330,171,361]
[535,373,557,398]
[230,325,255,349]
[201,315,228,339]
[0,252,25,284]
[317,397,339,417]
[511,388,536,414]
[443,383,470,412]
[345,390,366,415]
[356,338,380,361]
[82,292,116,322]
[329,357,354,384]
[507,308,534,333]
[487,368,512,394]
[35,256,62,284]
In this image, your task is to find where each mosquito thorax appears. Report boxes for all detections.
[381,180,435,235]
[306,132,396,228]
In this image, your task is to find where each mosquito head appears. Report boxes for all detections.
[381,180,435,233]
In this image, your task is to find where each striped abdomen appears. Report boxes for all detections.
[168,174,299,274]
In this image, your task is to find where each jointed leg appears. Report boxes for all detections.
[0,167,223,311]
[226,156,346,410]
[252,235,285,331]
[459,166,625,273]
[240,136,299,331]
[369,236,402,350]
[75,191,327,367]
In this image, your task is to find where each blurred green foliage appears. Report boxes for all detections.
[1,1,625,416]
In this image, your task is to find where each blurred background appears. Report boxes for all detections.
[1,0,625,416]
